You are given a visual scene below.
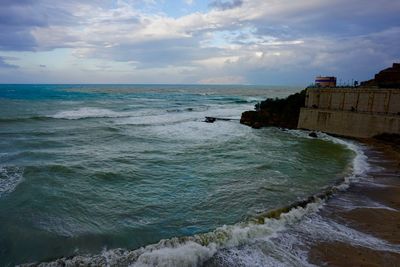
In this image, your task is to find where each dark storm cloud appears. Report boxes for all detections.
[251,0,400,38]
[0,0,77,51]
[0,1,42,50]
[209,0,243,11]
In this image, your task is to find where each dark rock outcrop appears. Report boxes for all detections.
[240,90,306,129]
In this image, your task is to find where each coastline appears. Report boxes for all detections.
[308,140,400,266]
[23,134,400,266]
[238,82,400,265]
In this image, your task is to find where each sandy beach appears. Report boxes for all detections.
[309,141,400,266]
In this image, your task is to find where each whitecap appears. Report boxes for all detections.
[286,130,370,187]
[31,200,324,266]
[50,107,129,120]
[0,166,24,197]
[25,130,373,266]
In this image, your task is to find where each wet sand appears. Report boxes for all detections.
[310,242,400,267]
[309,141,400,266]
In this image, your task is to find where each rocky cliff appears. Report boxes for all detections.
[240,90,306,129]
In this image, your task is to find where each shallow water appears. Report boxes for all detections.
[0,84,355,265]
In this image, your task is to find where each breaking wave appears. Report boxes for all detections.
[26,201,323,267]
[50,107,131,120]
[0,108,133,122]
[287,130,370,188]
[28,134,371,267]
[0,166,24,197]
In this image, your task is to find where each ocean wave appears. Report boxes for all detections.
[50,107,130,120]
[316,132,370,189]
[0,166,24,197]
[0,116,48,123]
[233,97,264,104]
[166,107,207,113]
[49,107,211,122]
[26,200,323,267]
[25,132,370,267]
[295,212,400,254]
[0,108,131,122]
[2,105,244,125]
[286,130,370,188]
[115,107,242,126]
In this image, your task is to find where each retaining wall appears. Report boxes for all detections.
[298,88,400,138]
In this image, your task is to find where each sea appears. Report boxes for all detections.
[0,84,369,266]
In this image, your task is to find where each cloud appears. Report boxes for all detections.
[0,0,78,51]
[0,57,18,69]
[0,0,399,83]
[209,0,243,11]
[198,75,246,84]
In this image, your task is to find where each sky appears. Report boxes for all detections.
[0,0,399,85]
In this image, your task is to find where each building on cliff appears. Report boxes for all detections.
[298,64,400,138]
[360,63,400,88]
[315,76,337,88]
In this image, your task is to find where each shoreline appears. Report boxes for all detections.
[308,140,400,266]
[20,135,400,266]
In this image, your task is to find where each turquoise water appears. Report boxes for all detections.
[0,85,353,265]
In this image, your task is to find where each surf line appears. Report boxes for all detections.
[204,117,240,123]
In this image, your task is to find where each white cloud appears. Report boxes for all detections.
[1,0,399,83]
[185,0,194,5]
[198,75,246,84]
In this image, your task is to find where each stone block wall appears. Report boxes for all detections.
[305,88,400,114]
[298,88,400,138]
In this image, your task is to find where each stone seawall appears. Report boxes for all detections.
[298,108,400,138]
[298,88,400,138]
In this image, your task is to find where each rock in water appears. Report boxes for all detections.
[252,122,262,129]
[205,117,216,123]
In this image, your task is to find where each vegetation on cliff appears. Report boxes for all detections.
[240,89,306,129]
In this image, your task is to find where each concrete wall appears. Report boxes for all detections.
[298,108,400,138]
[305,88,400,115]
[298,88,400,138]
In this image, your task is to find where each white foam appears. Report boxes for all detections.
[296,213,400,253]
[332,193,398,212]
[51,107,132,120]
[322,134,370,177]
[0,166,24,197]
[216,204,400,267]
[132,242,217,267]
[35,201,324,266]
[27,130,374,266]
[116,112,196,126]
[136,201,322,266]
[211,240,315,267]
[287,130,370,188]
[115,105,244,126]
[245,97,265,103]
